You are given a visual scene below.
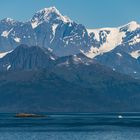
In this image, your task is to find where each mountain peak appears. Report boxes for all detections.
[40,6,60,15]
[1,18,16,24]
[127,21,139,28]
[128,21,138,25]
[31,7,72,28]
[120,21,140,32]
[0,44,56,70]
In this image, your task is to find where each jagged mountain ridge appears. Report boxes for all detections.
[87,21,140,78]
[87,21,140,58]
[0,7,89,56]
[0,7,140,58]
[0,44,98,71]
[1,7,140,78]
[0,44,56,70]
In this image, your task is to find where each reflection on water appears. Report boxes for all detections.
[0,113,140,140]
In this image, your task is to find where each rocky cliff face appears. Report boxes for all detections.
[0,44,56,70]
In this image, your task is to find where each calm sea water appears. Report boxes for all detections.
[0,113,140,140]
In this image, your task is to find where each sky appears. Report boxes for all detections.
[0,0,140,28]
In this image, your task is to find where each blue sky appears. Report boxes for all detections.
[0,0,140,28]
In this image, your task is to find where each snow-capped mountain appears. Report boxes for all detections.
[1,7,140,78]
[0,7,89,56]
[86,21,140,78]
[1,7,140,60]
[1,7,140,113]
[31,7,72,29]
[87,21,140,58]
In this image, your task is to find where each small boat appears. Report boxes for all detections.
[15,113,45,118]
[118,115,123,119]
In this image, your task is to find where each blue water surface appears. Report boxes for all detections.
[0,113,140,140]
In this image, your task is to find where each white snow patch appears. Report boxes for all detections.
[50,23,59,43]
[14,37,21,43]
[87,29,100,41]
[31,20,39,29]
[65,40,69,45]
[58,61,69,66]
[1,28,13,38]
[52,24,58,36]
[82,31,86,37]
[7,65,11,70]
[116,53,122,57]
[121,21,140,32]
[113,68,116,71]
[86,28,126,58]
[86,21,140,59]
[48,48,53,52]
[0,50,13,58]
[85,47,100,58]
[50,56,55,61]
[130,50,140,59]
[98,28,125,54]
[31,7,72,29]
[39,7,72,23]
[129,34,140,46]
